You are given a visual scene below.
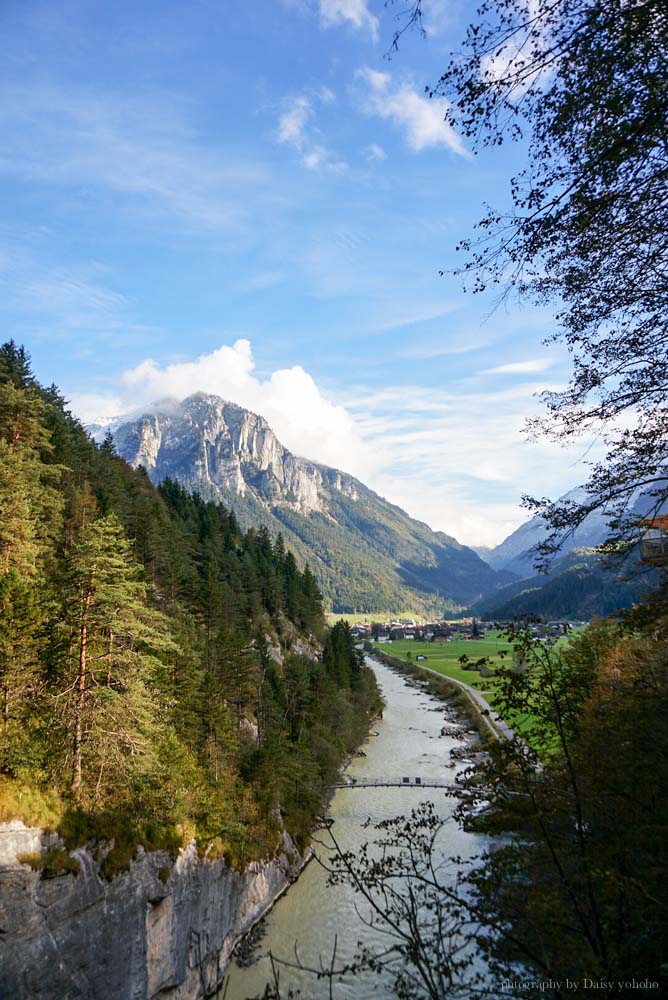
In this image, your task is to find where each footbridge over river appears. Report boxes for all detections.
[329,778,452,790]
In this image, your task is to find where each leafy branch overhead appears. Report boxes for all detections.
[403,0,668,563]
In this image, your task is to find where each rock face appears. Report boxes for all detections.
[113,395,324,515]
[109,393,505,614]
[0,820,303,1000]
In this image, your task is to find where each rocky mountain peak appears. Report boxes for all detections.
[112,394,325,514]
[108,392,505,613]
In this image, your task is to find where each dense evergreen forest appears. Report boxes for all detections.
[0,341,380,873]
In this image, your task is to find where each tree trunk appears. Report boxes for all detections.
[106,628,114,687]
[72,582,93,797]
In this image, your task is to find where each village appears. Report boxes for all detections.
[350,618,580,645]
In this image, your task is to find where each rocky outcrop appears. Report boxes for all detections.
[0,820,305,1000]
[113,394,325,515]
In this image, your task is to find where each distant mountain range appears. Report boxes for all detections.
[100,394,662,621]
[474,487,660,620]
[471,548,658,621]
[481,487,614,578]
[106,393,510,615]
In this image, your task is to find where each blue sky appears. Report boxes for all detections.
[0,0,595,545]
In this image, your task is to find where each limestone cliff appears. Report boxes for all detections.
[0,820,304,999]
[113,394,323,515]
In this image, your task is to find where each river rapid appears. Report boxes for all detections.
[222,656,488,999]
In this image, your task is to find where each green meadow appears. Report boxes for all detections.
[373,630,585,736]
[374,634,511,691]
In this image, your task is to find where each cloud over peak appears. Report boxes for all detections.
[74,339,376,480]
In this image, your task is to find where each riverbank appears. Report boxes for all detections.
[223,656,489,998]
[365,645,512,741]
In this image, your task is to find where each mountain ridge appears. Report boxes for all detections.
[109,393,507,614]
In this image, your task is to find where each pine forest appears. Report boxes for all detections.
[0,340,381,876]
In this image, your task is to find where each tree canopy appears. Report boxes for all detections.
[403,0,668,562]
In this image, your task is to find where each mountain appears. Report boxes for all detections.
[474,485,667,619]
[470,548,658,622]
[483,487,613,577]
[110,393,507,615]
[485,485,663,578]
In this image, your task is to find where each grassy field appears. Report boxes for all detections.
[372,630,584,737]
[375,634,513,692]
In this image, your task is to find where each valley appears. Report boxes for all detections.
[106,393,508,616]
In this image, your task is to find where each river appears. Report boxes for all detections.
[221,656,488,999]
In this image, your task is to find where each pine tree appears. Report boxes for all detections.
[61,514,177,802]
[0,383,63,576]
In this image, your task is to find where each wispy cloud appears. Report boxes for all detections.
[275,92,348,172]
[319,0,378,38]
[363,142,386,161]
[484,359,553,375]
[339,378,602,545]
[0,241,153,343]
[0,82,268,231]
[356,68,468,156]
[360,301,463,336]
[238,269,286,292]
[398,336,494,360]
[277,96,312,147]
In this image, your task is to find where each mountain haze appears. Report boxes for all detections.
[111,393,506,614]
[477,486,665,619]
[471,548,658,621]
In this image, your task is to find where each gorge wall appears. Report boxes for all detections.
[0,821,303,999]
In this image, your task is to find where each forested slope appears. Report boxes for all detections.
[470,549,658,621]
[0,341,380,871]
[111,394,505,615]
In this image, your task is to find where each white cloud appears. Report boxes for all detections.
[275,94,347,172]
[303,144,348,172]
[277,96,312,147]
[356,68,468,156]
[69,338,597,548]
[319,0,378,38]
[484,359,553,375]
[71,339,378,480]
[479,0,549,101]
[364,142,386,161]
